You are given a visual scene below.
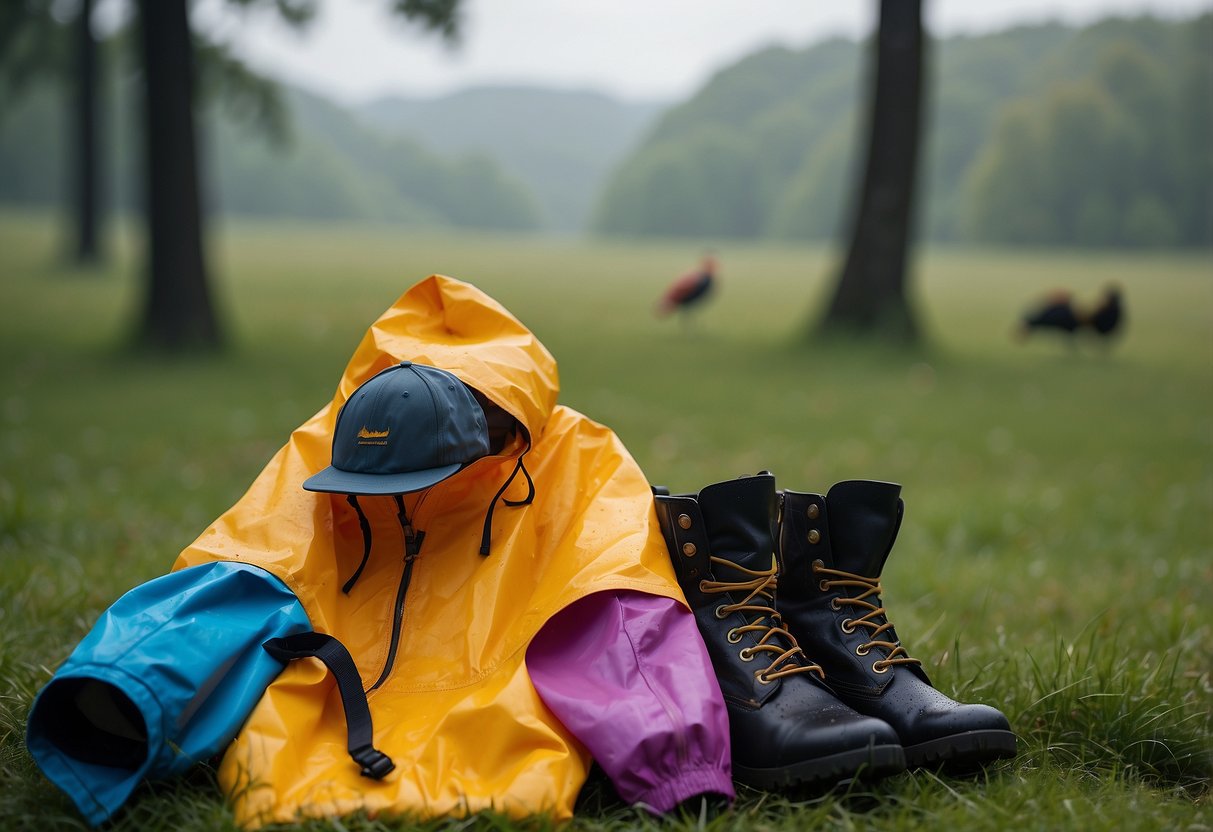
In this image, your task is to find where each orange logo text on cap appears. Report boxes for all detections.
[357,427,390,446]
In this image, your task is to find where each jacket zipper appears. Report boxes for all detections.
[363,444,522,692]
[368,505,425,692]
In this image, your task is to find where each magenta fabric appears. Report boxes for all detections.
[526,590,733,813]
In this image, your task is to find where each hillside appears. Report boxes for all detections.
[359,87,664,232]
[3,13,1208,245]
[0,80,544,232]
[593,14,1213,248]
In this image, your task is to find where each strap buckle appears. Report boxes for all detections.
[352,746,395,780]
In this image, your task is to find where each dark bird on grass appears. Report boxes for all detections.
[1016,284,1124,346]
[656,254,717,319]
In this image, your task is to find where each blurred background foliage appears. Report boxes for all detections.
[595,14,1212,248]
[1,11,1209,246]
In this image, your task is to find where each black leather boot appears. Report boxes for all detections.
[777,480,1017,768]
[654,474,905,789]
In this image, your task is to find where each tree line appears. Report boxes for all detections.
[3,11,1208,250]
[0,56,541,232]
[593,14,1212,249]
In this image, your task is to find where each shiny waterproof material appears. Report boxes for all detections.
[778,481,1017,768]
[654,475,905,789]
[25,563,311,825]
[173,276,686,826]
[526,590,734,812]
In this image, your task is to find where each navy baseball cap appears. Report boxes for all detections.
[303,361,491,495]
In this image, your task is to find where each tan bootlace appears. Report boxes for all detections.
[811,560,921,673]
[699,554,824,685]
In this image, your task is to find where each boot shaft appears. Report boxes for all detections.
[654,474,805,705]
[779,480,903,579]
[778,480,924,693]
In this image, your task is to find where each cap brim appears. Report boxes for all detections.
[302,462,463,495]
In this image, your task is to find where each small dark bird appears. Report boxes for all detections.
[656,254,716,318]
[1017,284,1124,345]
[1087,285,1123,337]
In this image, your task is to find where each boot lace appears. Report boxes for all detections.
[811,560,921,673]
[699,555,824,684]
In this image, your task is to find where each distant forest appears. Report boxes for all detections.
[0,13,1209,247]
[0,81,547,232]
[595,13,1212,248]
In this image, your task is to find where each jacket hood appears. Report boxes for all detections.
[334,275,558,441]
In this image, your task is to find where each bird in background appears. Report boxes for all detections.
[656,253,717,319]
[1016,283,1124,345]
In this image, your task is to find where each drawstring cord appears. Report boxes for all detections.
[343,494,426,594]
[343,441,536,570]
[342,495,373,594]
[480,448,535,556]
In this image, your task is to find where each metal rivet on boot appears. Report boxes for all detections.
[682,542,697,557]
[677,514,692,529]
[807,529,821,544]
[806,504,820,520]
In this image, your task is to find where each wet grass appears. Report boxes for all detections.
[0,211,1209,830]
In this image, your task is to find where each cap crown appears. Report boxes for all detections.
[305,361,489,494]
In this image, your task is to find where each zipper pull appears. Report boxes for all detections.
[404,528,425,557]
[394,494,425,558]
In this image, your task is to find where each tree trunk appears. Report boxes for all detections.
[819,0,925,341]
[71,0,101,264]
[135,0,221,350]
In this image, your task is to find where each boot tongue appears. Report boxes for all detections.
[824,480,903,577]
[697,474,778,574]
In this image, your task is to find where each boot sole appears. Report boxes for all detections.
[733,742,906,790]
[903,729,1018,769]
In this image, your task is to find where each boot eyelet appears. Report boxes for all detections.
[811,559,824,572]
[818,580,830,592]
[806,504,820,520]
[855,644,870,656]
[755,671,773,685]
[840,618,855,634]
[738,647,755,662]
[699,580,709,592]
[726,628,742,644]
[714,604,729,619]
[682,542,697,557]
[872,661,890,674]
[677,513,692,530]
[807,529,821,545]
[829,598,841,611]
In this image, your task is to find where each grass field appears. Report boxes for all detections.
[0,211,1210,830]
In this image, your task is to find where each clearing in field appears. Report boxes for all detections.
[0,213,1209,831]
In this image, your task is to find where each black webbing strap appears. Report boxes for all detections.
[263,632,395,780]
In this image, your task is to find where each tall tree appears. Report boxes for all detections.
[131,0,465,352]
[72,0,102,264]
[135,0,216,349]
[818,0,925,341]
[0,0,102,265]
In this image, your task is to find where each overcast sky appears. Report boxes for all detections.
[196,0,1211,104]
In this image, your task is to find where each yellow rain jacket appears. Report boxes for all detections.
[173,275,685,826]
